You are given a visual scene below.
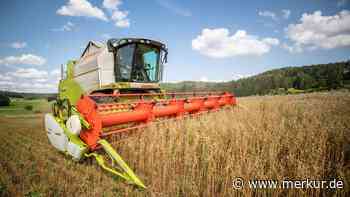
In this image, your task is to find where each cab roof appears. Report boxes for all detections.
[107,38,167,52]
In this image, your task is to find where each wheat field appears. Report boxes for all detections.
[0,91,349,196]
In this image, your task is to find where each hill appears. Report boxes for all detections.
[0,91,56,100]
[161,61,350,96]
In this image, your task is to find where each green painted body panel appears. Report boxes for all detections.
[58,61,84,106]
[94,139,146,189]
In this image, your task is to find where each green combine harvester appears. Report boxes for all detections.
[44,38,236,188]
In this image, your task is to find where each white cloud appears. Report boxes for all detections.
[57,0,108,21]
[282,9,291,19]
[262,38,280,45]
[115,19,130,28]
[0,74,12,81]
[192,28,279,58]
[285,10,350,52]
[259,9,291,21]
[9,68,48,79]
[111,10,130,28]
[282,43,303,53]
[35,78,48,83]
[258,10,277,20]
[155,0,192,17]
[56,0,130,28]
[11,42,27,49]
[8,82,56,93]
[0,54,46,66]
[0,81,14,86]
[0,68,60,93]
[52,21,75,32]
[49,69,61,83]
[50,69,61,77]
[103,0,130,28]
[103,0,122,10]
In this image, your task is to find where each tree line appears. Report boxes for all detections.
[161,61,350,97]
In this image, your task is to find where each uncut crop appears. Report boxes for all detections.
[0,91,349,196]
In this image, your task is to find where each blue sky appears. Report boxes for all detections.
[0,0,349,92]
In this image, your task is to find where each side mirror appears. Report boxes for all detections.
[164,51,168,63]
[162,50,168,64]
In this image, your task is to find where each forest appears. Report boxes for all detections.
[161,61,350,96]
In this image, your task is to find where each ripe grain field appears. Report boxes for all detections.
[0,92,349,196]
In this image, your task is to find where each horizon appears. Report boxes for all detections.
[2,59,349,94]
[1,0,350,93]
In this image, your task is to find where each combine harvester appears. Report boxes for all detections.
[44,38,236,188]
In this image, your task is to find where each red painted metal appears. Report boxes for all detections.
[76,92,236,149]
[153,99,185,117]
[101,102,153,126]
[184,98,204,113]
[76,95,102,150]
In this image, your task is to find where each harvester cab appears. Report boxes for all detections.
[59,38,167,104]
[44,38,236,189]
[107,38,167,85]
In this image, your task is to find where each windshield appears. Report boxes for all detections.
[116,43,161,82]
